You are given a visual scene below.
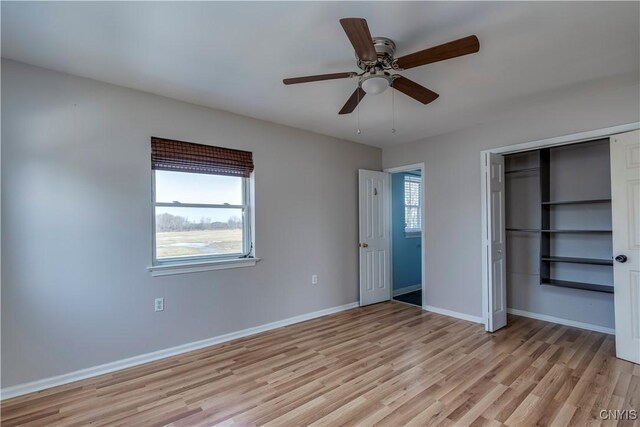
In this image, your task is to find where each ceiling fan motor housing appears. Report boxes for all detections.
[356,37,397,70]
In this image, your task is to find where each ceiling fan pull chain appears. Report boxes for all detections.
[356,87,361,134]
[391,85,396,134]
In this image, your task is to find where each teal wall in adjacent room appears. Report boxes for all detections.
[391,172,422,291]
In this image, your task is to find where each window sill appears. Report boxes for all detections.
[148,257,260,277]
[404,231,422,239]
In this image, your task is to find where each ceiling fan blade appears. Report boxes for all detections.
[339,18,377,62]
[392,76,439,105]
[339,87,366,115]
[283,72,356,85]
[394,35,479,70]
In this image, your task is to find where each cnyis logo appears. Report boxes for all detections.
[599,410,638,420]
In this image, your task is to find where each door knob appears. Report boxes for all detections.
[615,254,628,263]
[360,243,369,248]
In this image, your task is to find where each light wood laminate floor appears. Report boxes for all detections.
[2,302,638,426]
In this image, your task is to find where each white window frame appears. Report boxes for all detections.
[148,171,258,276]
[404,174,422,238]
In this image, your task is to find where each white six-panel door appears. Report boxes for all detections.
[484,153,507,332]
[611,130,640,364]
[358,170,391,306]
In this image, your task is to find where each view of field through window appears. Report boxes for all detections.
[155,213,243,258]
[154,171,245,259]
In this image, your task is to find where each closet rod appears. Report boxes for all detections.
[504,167,540,175]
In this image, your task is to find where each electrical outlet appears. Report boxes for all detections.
[154,298,164,312]
[311,275,318,285]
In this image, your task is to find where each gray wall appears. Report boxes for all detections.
[382,71,640,319]
[1,59,382,388]
[505,142,615,328]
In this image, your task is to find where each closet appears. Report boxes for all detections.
[504,138,614,327]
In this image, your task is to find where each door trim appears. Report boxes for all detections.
[480,122,640,332]
[384,163,426,308]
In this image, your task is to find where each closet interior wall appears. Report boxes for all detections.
[504,139,615,329]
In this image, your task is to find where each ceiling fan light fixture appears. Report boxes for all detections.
[360,73,391,95]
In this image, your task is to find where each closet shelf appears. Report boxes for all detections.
[540,229,612,233]
[542,279,613,294]
[541,256,613,266]
[541,199,611,205]
[506,228,540,233]
[505,167,540,175]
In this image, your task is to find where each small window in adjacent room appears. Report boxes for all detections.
[150,137,254,267]
[404,174,422,237]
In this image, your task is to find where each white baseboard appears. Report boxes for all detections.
[422,305,483,324]
[507,308,615,335]
[1,302,359,401]
[393,284,422,297]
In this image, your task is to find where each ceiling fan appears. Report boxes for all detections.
[283,18,480,115]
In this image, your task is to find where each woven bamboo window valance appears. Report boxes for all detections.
[151,137,254,178]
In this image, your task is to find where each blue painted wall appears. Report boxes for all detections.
[391,172,422,291]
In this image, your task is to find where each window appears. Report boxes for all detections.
[404,174,421,235]
[150,137,254,268]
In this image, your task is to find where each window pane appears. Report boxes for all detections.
[155,170,243,205]
[155,206,244,259]
[405,206,421,231]
[404,177,420,207]
[404,175,421,231]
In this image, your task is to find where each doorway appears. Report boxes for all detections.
[357,163,426,308]
[389,166,424,307]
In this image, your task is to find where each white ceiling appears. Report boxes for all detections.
[2,2,639,147]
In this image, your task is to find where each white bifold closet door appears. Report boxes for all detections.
[358,169,391,306]
[484,153,507,332]
[611,130,640,364]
